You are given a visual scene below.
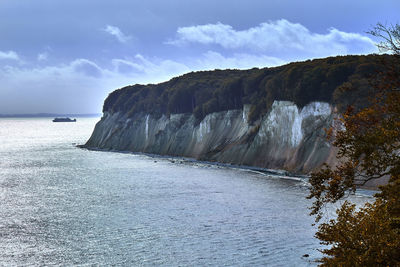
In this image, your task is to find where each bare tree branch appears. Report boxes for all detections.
[367,23,400,55]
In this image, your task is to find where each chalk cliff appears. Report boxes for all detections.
[84,55,394,173]
[85,101,334,173]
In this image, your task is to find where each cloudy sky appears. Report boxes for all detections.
[0,0,398,114]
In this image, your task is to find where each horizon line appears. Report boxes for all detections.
[0,112,101,118]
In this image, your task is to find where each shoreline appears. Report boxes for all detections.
[77,144,306,177]
[77,144,378,195]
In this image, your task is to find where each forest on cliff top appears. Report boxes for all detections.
[103,54,395,123]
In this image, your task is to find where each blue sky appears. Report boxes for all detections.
[0,0,398,114]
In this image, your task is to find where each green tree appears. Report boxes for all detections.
[308,24,400,265]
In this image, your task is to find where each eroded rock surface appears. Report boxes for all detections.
[85,101,334,173]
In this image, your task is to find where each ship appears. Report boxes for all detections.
[52,117,77,122]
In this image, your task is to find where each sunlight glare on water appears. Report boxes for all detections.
[0,117,370,266]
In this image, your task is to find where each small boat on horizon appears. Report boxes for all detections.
[52,117,77,122]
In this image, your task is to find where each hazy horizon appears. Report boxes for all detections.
[0,112,101,117]
[0,0,398,114]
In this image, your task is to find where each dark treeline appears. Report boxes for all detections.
[103,54,394,123]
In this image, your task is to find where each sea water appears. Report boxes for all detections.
[0,117,370,266]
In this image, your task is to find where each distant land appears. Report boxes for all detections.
[0,113,101,118]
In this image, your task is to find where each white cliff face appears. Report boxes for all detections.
[145,114,149,142]
[301,101,332,118]
[197,115,211,141]
[85,101,334,173]
[242,105,251,123]
[259,101,301,147]
[257,101,331,148]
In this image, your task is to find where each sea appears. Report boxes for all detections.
[0,117,371,266]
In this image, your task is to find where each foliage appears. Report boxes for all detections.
[308,62,400,217]
[309,63,400,265]
[102,55,394,123]
[307,25,400,264]
[316,195,400,266]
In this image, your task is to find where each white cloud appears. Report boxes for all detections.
[70,58,103,77]
[0,56,190,114]
[37,52,48,61]
[167,19,378,57]
[103,25,132,43]
[110,55,191,84]
[0,50,20,61]
[195,51,285,70]
[108,52,282,84]
[0,50,283,113]
[0,17,381,115]
[129,54,191,78]
[112,58,146,73]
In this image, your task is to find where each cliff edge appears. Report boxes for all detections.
[84,55,394,174]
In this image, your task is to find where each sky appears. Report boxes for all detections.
[0,0,398,114]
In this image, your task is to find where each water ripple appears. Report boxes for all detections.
[0,118,371,266]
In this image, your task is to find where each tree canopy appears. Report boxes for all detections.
[103,55,394,124]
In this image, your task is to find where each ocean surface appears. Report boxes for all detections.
[0,117,370,266]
